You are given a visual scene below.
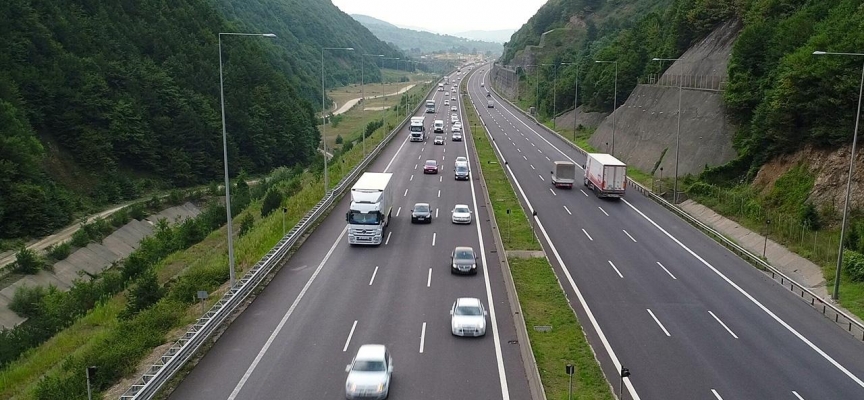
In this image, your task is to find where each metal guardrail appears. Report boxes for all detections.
[119,79,442,400]
[489,67,864,342]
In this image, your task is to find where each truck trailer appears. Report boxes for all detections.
[346,173,393,245]
[550,161,576,188]
[583,153,626,198]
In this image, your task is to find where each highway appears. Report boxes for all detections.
[168,73,531,399]
[467,65,864,399]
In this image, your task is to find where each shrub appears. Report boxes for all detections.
[844,250,864,282]
[9,285,47,318]
[121,270,165,320]
[167,189,183,205]
[110,207,130,228]
[128,203,146,220]
[335,134,344,144]
[70,228,91,248]
[239,213,255,237]
[14,247,44,274]
[261,188,282,218]
[46,241,71,261]
[798,203,821,231]
[342,140,354,153]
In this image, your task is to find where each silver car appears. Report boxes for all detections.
[345,344,393,399]
[451,297,487,337]
[451,204,473,224]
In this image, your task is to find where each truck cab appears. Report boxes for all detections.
[409,116,426,142]
[347,173,393,245]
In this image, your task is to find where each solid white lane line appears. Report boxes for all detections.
[369,266,379,286]
[435,208,439,218]
[598,207,609,216]
[656,262,677,280]
[582,229,593,241]
[432,232,437,246]
[623,230,637,243]
[383,135,411,173]
[580,189,588,197]
[437,189,441,198]
[538,174,545,181]
[711,389,723,399]
[228,226,348,399]
[608,260,624,278]
[410,175,414,181]
[530,164,535,170]
[549,188,557,196]
[343,320,358,352]
[623,198,864,389]
[709,311,739,339]
[647,309,671,337]
[385,231,392,245]
[396,207,401,217]
[792,391,804,400]
[404,189,408,197]
[419,322,427,353]
[564,206,572,215]
[427,268,432,287]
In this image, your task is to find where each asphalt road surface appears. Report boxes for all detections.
[168,73,531,399]
[468,65,864,399]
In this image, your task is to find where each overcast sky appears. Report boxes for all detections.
[331,0,548,33]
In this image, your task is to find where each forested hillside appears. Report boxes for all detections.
[0,0,399,240]
[352,14,502,56]
[501,0,864,181]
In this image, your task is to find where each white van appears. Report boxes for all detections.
[433,120,445,133]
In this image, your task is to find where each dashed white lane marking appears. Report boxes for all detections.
[438,190,441,198]
[708,311,739,339]
[538,174,545,181]
[435,208,439,218]
[368,266,379,286]
[608,260,623,278]
[419,322,427,353]
[343,320,358,352]
[792,391,804,400]
[396,207,402,217]
[582,229,593,241]
[656,262,677,280]
[439,176,443,182]
[623,230,637,242]
[564,206,572,215]
[530,164,535,170]
[404,189,408,197]
[647,309,671,337]
[432,232,437,246]
[415,164,418,170]
[385,231,392,245]
[410,175,414,181]
[580,189,588,197]
[427,268,432,287]
[598,207,609,216]
[549,188,557,196]
[545,156,550,161]
[711,389,723,399]
[523,155,528,161]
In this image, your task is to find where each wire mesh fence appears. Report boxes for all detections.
[642,73,729,91]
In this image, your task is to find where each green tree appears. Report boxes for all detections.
[261,188,282,218]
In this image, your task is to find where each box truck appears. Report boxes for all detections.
[346,173,393,245]
[409,116,426,142]
[425,99,436,113]
[550,161,576,189]
[584,153,626,198]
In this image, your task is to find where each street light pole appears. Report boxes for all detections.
[361,54,384,156]
[219,32,276,288]
[382,57,400,127]
[526,64,538,115]
[541,63,557,128]
[321,46,354,195]
[595,60,618,155]
[560,63,578,140]
[653,57,683,204]
[813,50,864,301]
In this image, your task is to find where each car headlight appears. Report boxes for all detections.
[348,383,357,392]
[377,383,384,392]
[471,264,476,269]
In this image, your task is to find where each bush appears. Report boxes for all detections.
[120,270,165,320]
[70,227,91,248]
[335,134,343,144]
[46,242,71,261]
[128,203,146,220]
[14,247,44,274]
[844,250,864,282]
[239,213,255,237]
[9,285,47,318]
[109,207,130,228]
[799,202,821,231]
[261,188,282,218]
[341,140,354,153]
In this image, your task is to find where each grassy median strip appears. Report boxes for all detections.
[461,81,612,399]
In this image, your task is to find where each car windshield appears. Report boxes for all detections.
[436,136,443,140]
[455,305,482,316]
[454,250,474,261]
[454,207,469,214]
[347,211,381,225]
[414,204,429,213]
[456,166,468,173]
[353,360,386,372]
[425,160,436,167]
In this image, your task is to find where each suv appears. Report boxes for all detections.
[454,162,469,180]
[423,159,439,174]
[345,344,393,400]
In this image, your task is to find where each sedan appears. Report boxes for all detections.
[423,159,439,174]
[455,156,467,163]
[434,135,445,145]
[451,204,472,224]
[411,203,432,224]
[345,344,393,399]
[451,115,459,124]
[451,297,487,337]
[451,105,457,112]
[451,124,462,133]
[450,246,478,275]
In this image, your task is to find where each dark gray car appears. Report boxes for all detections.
[450,246,478,275]
[411,203,432,224]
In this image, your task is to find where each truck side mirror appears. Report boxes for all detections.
[345,212,350,222]
[550,171,553,174]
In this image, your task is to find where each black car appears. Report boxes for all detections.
[411,203,432,224]
[450,246,478,275]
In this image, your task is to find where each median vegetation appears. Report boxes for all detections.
[461,77,612,398]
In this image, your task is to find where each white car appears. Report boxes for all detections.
[451,115,459,123]
[444,99,450,106]
[451,204,472,224]
[451,105,457,112]
[451,123,462,133]
[451,297,487,336]
[455,156,467,163]
[345,344,393,399]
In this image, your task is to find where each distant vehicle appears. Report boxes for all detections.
[434,135,445,145]
[451,204,473,224]
[451,87,456,93]
[445,91,450,97]
[450,297,487,336]
[425,99,436,113]
[451,123,462,133]
[411,203,432,224]
[486,91,491,97]
[444,99,450,106]
[480,82,485,87]
[423,159,439,174]
[550,161,576,189]
[409,116,426,142]
[438,83,444,91]
[487,100,494,108]
[347,173,393,246]
[584,153,627,198]
[454,162,469,180]
[452,131,463,141]
[450,246,478,275]
[451,114,459,123]
[433,119,444,133]
[451,105,457,112]
[345,344,393,399]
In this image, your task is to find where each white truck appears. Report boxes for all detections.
[409,116,426,142]
[425,99,436,113]
[347,173,393,245]
[550,161,576,189]
[583,153,626,198]
[438,83,444,91]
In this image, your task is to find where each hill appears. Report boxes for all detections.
[351,14,503,56]
[454,29,516,44]
[0,0,398,241]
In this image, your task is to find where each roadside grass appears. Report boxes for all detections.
[510,257,613,400]
[462,78,612,398]
[1,83,433,399]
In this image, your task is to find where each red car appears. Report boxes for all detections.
[423,159,439,174]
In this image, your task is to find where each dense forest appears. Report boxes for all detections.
[501,0,864,180]
[0,0,400,240]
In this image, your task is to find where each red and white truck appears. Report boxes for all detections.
[583,153,626,198]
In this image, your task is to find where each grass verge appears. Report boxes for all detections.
[462,77,612,398]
